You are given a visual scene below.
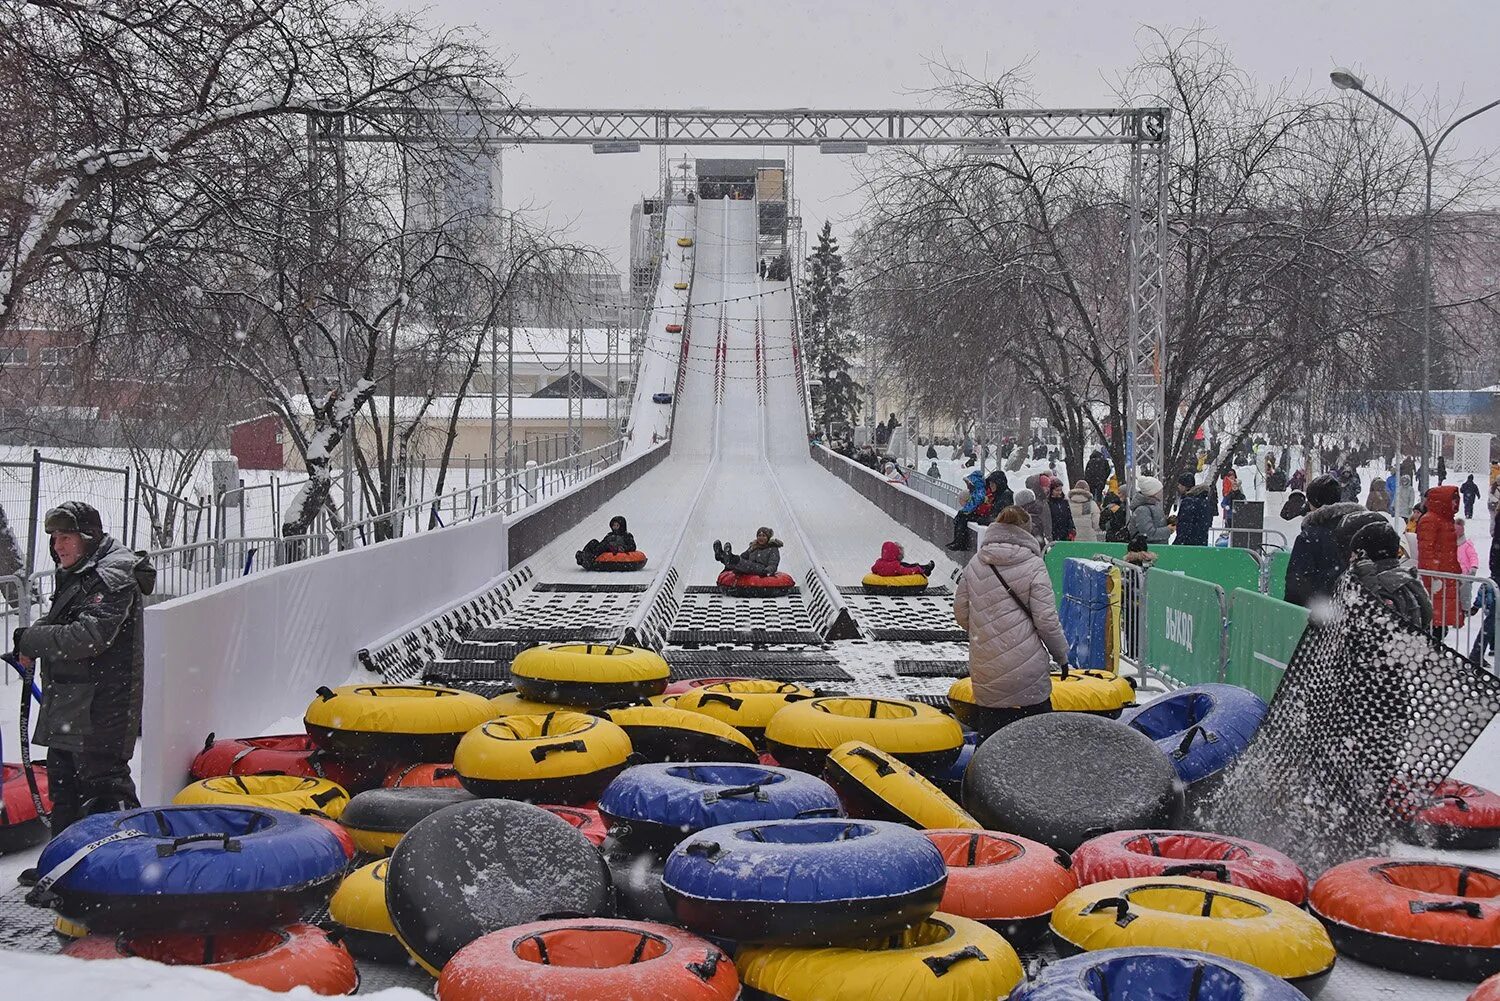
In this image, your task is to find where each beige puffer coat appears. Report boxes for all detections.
[1069,487,1102,542]
[954,521,1069,708]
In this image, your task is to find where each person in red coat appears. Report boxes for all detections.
[1417,484,1466,638]
[870,541,935,578]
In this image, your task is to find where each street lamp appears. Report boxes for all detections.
[1331,68,1500,492]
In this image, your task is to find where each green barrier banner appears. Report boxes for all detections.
[1045,542,1128,607]
[1226,587,1309,702]
[1266,551,1291,601]
[1144,569,1226,687]
[1151,546,1262,598]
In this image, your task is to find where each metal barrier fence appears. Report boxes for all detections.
[1417,568,1499,671]
[902,468,966,509]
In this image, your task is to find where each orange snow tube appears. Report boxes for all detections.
[717,569,795,597]
[63,924,358,995]
[666,323,684,334]
[1473,973,1500,1000]
[591,551,649,572]
[384,763,462,789]
[923,829,1077,946]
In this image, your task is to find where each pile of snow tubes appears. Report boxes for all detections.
[541,804,610,846]
[946,670,1134,732]
[303,684,496,760]
[931,737,975,801]
[594,704,758,763]
[1073,830,1308,906]
[27,806,347,933]
[1009,946,1307,1001]
[339,786,472,855]
[587,550,649,572]
[716,569,796,597]
[601,837,677,924]
[1122,684,1267,788]
[598,762,842,851]
[386,798,612,975]
[735,914,1022,1001]
[510,643,670,705]
[963,713,1182,850]
[453,711,632,804]
[0,762,50,852]
[384,762,462,788]
[1051,876,1336,994]
[1400,779,1500,850]
[1310,858,1500,980]
[860,572,929,595]
[172,773,350,820]
[437,919,740,1001]
[329,858,403,963]
[63,924,359,996]
[764,696,964,776]
[822,741,978,830]
[662,818,946,945]
[489,690,572,717]
[922,829,1077,946]
[674,680,814,747]
[190,732,384,792]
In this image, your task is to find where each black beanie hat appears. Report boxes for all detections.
[1306,474,1342,509]
[1350,521,1401,561]
[1177,472,1196,491]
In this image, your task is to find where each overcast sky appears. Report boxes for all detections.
[395,0,1500,273]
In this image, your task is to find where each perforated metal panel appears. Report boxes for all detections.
[842,591,966,642]
[895,659,969,678]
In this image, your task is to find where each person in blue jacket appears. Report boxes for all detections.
[947,469,993,550]
[1172,472,1216,546]
[1385,471,1398,513]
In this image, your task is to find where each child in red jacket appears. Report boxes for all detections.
[871,541,935,578]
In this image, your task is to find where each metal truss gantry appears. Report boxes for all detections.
[316,105,1170,487]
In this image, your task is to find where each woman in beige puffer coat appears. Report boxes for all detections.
[954,507,1069,735]
[1068,479,1102,542]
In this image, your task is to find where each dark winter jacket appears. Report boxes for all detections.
[1284,501,1363,608]
[1266,468,1288,492]
[1128,495,1171,544]
[1023,476,1053,541]
[1173,485,1216,546]
[1099,493,1129,543]
[1047,493,1076,542]
[985,471,1014,512]
[959,471,989,516]
[872,541,926,578]
[603,518,636,554]
[1462,477,1482,505]
[18,533,156,757]
[1279,492,1307,520]
[727,538,783,576]
[1351,557,1434,631]
[1083,453,1111,496]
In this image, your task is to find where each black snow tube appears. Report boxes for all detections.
[601,835,677,925]
[963,714,1182,851]
[339,786,472,856]
[385,798,613,975]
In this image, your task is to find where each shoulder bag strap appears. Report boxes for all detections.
[989,564,1036,626]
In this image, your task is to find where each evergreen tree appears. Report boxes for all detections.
[801,221,862,431]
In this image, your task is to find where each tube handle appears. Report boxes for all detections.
[531,739,588,762]
[923,944,988,977]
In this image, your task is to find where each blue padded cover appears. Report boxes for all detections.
[1010,947,1305,1000]
[1122,684,1268,785]
[598,762,841,833]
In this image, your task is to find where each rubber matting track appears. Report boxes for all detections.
[895,659,970,677]
[533,582,650,593]
[668,627,825,646]
[664,654,852,682]
[684,585,804,595]
[466,626,617,643]
[837,585,953,597]
[424,659,512,683]
[867,627,969,642]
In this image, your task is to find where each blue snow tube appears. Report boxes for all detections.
[662,818,946,945]
[1009,947,1305,1000]
[598,762,842,850]
[1122,684,1267,786]
[27,805,347,933]
[933,732,978,799]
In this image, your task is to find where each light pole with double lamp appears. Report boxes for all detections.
[1330,68,1500,493]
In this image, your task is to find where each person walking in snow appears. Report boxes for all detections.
[1461,474,1481,519]
[1395,473,1416,521]
[1173,472,1215,546]
[1417,486,1465,640]
[1128,476,1172,544]
[713,527,782,577]
[1083,450,1111,502]
[1021,475,1053,542]
[1068,480,1102,543]
[1437,454,1448,486]
[1099,489,1129,543]
[1046,479,1076,542]
[1285,475,1365,609]
[1457,516,1480,610]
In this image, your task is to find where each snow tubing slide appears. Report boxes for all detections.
[28,806,347,933]
[597,762,842,851]
[63,923,358,996]
[1009,946,1307,1001]
[339,786,472,855]
[674,680,813,748]
[822,741,979,831]
[1310,858,1500,980]
[1051,876,1336,994]
[386,798,613,975]
[922,829,1078,947]
[663,818,946,945]
[329,858,403,963]
[594,704,758,763]
[861,572,929,595]
[304,684,496,761]
[542,804,609,846]
[963,713,1182,851]
[173,774,350,821]
[588,550,649,572]
[1402,779,1500,850]
[453,711,632,804]
[1122,684,1267,786]
[1073,830,1308,906]
[716,569,796,597]
[191,733,384,793]
[765,697,964,777]
[0,762,49,853]
[510,643,670,706]
[384,762,462,788]
[735,914,1023,1001]
[437,919,740,1001]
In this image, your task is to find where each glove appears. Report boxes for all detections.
[11,627,24,656]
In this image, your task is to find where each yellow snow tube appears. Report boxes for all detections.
[678,237,694,247]
[594,704,757,763]
[54,917,88,939]
[736,914,1022,1001]
[823,741,980,830]
[488,691,575,716]
[1050,876,1336,989]
[674,680,814,746]
[172,774,350,821]
[453,711,632,804]
[1049,667,1135,716]
[328,859,404,963]
[509,643,670,706]
[765,697,964,776]
[674,282,689,290]
[861,573,930,595]
[303,684,495,760]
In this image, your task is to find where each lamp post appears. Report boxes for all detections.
[1331,68,1500,492]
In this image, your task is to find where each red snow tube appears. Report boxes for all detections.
[0,763,50,853]
[436,918,739,1001]
[1405,780,1500,850]
[665,324,684,334]
[540,805,609,846]
[716,570,795,597]
[312,816,356,860]
[191,734,383,793]
[1073,829,1309,906]
[64,923,358,996]
[922,829,1077,947]
[1473,973,1500,1000]
[663,677,749,696]
[384,763,463,789]
[591,551,649,572]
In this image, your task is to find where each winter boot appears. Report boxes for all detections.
[713,540,724,561]
[17,868,38,887]
[576,550,590,568]
[922,561,936,576]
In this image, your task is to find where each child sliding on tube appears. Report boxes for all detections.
[576,515,635,568]
[870,541,934,579]
[713,527,782,577]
